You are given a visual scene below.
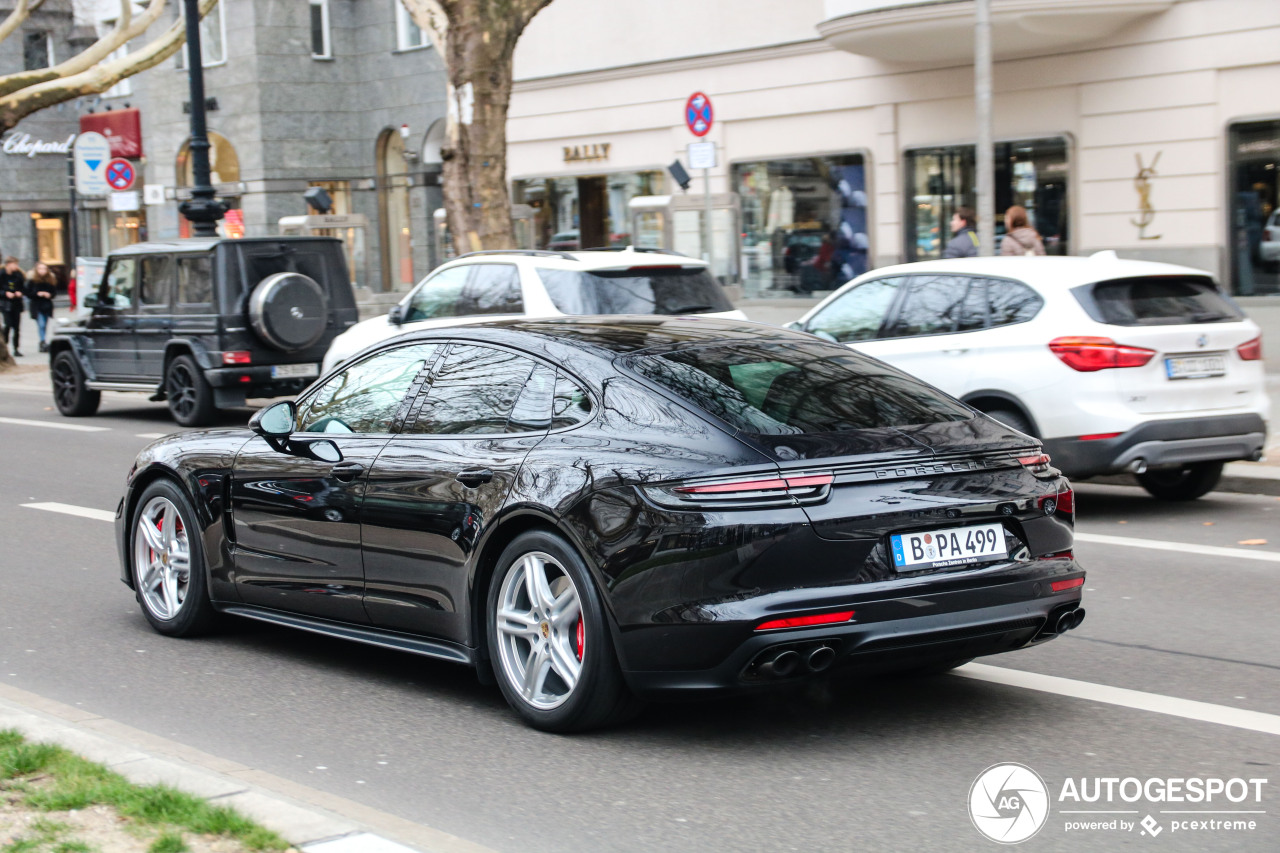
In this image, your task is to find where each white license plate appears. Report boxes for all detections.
[271,363,319,379]
[1165,354,1225,380]
[891,523,1008,570]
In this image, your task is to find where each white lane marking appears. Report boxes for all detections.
[135,433,167,439]
[1075,531,1280,564]
[21,502,115,523]
[303,834,424,853]
[955,663,1280,737]
[0,416,108,433]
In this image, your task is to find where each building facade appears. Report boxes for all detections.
[0,0,449,294]
[508,0,1280,297]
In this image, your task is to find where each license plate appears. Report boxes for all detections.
[271,363,319,379]
[1165,353,1225,380]
[891,523,1008,570]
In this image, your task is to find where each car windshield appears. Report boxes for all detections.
[1079,276,1244,326]
[536,267,733,315]
[627,341,972,436]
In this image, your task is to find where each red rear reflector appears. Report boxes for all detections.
[1051,577,1085,592]
[239,376,252,383]
[1237,337,1262,361]
[223,351,252,365]
[1018,453,1050,467]
[756,610,855,631]
[1078,433,1121,441]
[1049,337,1155,372]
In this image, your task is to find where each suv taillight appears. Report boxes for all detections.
[1048,337,1156,372]
[222,351,252,365]
[1237,337,1262,361]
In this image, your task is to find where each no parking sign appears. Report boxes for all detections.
[685,92,713,137]
[105,158,135,191]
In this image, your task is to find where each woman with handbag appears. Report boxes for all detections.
[26,261,57,353]
[1000,205,1046,256]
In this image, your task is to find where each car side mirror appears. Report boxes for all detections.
[83,293,99,308]
[388,304,406,325]
[250,400,296,437]
[784,320,805,331]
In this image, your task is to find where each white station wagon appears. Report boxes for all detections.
[324,247,745,373]
[790,253,1269,500]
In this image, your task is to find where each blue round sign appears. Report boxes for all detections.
[685,92,713,137]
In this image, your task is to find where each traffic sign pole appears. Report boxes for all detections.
[684,92,716,282]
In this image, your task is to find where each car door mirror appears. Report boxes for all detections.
[250,400,296,437]
[83,293,99,309]
[784,320,805,331]
[388,304,406,325]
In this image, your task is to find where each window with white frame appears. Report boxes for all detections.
[395,2,426,51]
[99,20,133,98]
[176,2,227,68]
[310,0,331,58]
[23,31,53,70]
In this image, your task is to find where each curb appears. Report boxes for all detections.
[0,683,497,853]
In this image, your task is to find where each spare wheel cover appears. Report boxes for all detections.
[249,272,328,351]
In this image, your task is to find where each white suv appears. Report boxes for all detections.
[324,247,745,372]
[791,253,1269,500]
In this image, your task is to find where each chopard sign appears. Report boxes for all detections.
[2,132,75,157]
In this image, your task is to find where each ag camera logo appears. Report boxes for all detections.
[970,763,1050,844]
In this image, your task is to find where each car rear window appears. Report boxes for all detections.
[232,242,357,313]
[627,341,972,436]
[535,266,733,315]
[1075,276,1243,326]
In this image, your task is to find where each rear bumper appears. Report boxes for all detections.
[619,564,1083,697]
[203,365,316,401]
[1043,413,1267,479]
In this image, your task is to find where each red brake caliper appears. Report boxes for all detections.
[575,616,584,661]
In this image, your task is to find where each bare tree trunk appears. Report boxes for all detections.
[0,339,14,370]
[403,0,552,254]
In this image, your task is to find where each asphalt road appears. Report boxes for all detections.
[0,385,1277,852]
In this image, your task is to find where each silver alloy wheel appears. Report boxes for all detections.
[495,551,584,710]
[133,496,192,621]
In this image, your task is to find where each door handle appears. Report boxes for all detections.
[330,462,365,482]
[942,348,969,355]
[456,468,494,487]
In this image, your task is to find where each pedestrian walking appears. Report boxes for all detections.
[1,256,26,356]
[942,207,980,258]
[26,260,57,352]
[1000,205,1046,256]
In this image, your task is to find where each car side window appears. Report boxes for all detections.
[405,266,469,322]
[884,275,975,338]
[407,344,540,435]
[507,363,556,432]
[139,256,174,310]
[175,255,213,311]
[987,278,1043,326]
[552,371,592,429]
[296,343,439,434]
[98,258,137,309]
[956,277,988,331]
[457,264,524,315]
[804,277,901,342]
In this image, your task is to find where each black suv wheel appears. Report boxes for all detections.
[51,351,101,416]
[166,355,216,427]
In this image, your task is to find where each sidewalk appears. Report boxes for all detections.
[0,682,494,853]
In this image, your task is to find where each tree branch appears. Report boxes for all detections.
[0,1,34,47]
[0,0,217,132]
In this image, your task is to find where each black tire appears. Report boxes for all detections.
[128,479,218,637]
[51,350,100,417]
[984,407,1035,438]
[1136,462,1224,501]
[486,530,639,732]
[166,354,216,427]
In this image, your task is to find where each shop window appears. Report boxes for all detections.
[176,4,226,67]
[23,31,52,70]
[731,155,868,299]
[905,138,1069,262]
[1228,119,1280,296]
[376,129,414,291]
[34,217,66,266]
[176,132,241,238]
[310,0,331,58]
[513,172,663,254]
[395,2,426,50]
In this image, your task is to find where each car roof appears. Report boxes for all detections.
[439,246,707,273]
[107,236,341,257]
[381,315,803,358]
[859,253,1217,288]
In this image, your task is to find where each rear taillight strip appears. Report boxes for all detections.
[1237,337,1263,361]
[1049,336,1156,372]
[646,472,834,509]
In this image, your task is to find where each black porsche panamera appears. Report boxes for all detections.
[116,317,1085,732]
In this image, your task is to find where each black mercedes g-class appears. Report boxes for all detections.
[49,236,358,426]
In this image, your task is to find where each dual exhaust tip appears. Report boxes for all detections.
[1054,607,1086,634]
[756,644,837,679]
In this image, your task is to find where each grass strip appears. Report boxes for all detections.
[0,728,287,851]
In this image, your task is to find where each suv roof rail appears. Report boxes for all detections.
[578,246,688,257]
[454,249,577,261]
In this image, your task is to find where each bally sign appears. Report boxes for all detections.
[563,143,610,163]
[2,133,75,157]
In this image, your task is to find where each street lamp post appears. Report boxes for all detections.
[178,0,225,237]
